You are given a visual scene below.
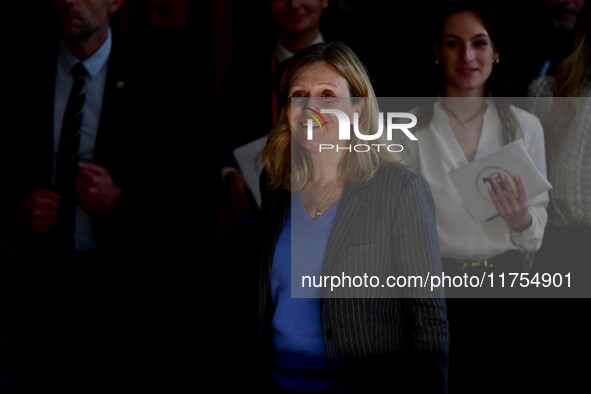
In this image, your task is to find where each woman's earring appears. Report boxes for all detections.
[494,57,500,64]
[435,58,440,64]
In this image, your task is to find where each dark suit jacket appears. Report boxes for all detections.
[1,28,200,393]
[5,31,172,262]
[257,164,449,393]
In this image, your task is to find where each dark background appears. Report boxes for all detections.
[6,0,552,112]
[2,0,587,392]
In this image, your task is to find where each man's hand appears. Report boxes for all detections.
[17,188,62,233]
[75,163,122,213]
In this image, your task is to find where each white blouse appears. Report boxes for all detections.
[394,101,549,259]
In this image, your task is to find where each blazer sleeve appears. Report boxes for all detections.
[393,173,450,394]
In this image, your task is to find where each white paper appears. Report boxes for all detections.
[450,139,552,222]
[233,136,267,207]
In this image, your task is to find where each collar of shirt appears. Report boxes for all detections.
[58,27,112,79]
[275,33,324,63]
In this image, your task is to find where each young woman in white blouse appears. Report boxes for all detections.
[397,2,549,275]
[393,2,550,392]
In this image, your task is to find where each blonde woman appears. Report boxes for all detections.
[257,42,449,393]
[527,0,591,273]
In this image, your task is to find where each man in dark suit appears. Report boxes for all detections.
[2,1,184,391]
[13,0,136,262]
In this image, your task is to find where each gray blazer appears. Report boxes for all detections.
[258,163,449,393]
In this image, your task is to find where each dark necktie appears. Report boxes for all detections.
[55,62,87,249]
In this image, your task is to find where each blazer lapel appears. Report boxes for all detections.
[322,180,372,275]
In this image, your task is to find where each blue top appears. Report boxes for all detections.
[271,192,341,391]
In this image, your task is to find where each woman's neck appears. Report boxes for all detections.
[309,151,342,187]
[444,85,485,99]
[441,95,487,121]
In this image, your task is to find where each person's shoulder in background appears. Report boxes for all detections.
[527,75,556,97]
[525,76,555,120]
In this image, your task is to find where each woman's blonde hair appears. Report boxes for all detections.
[544,1,591,159]
[263,41,396,190]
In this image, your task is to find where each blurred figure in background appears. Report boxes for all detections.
[525,3,591,391]
[536,0,586,77]
[219,0,329,223]
[527,0,591,274]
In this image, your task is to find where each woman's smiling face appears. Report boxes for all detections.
[287,61,356,152]
[436,11,499,97]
